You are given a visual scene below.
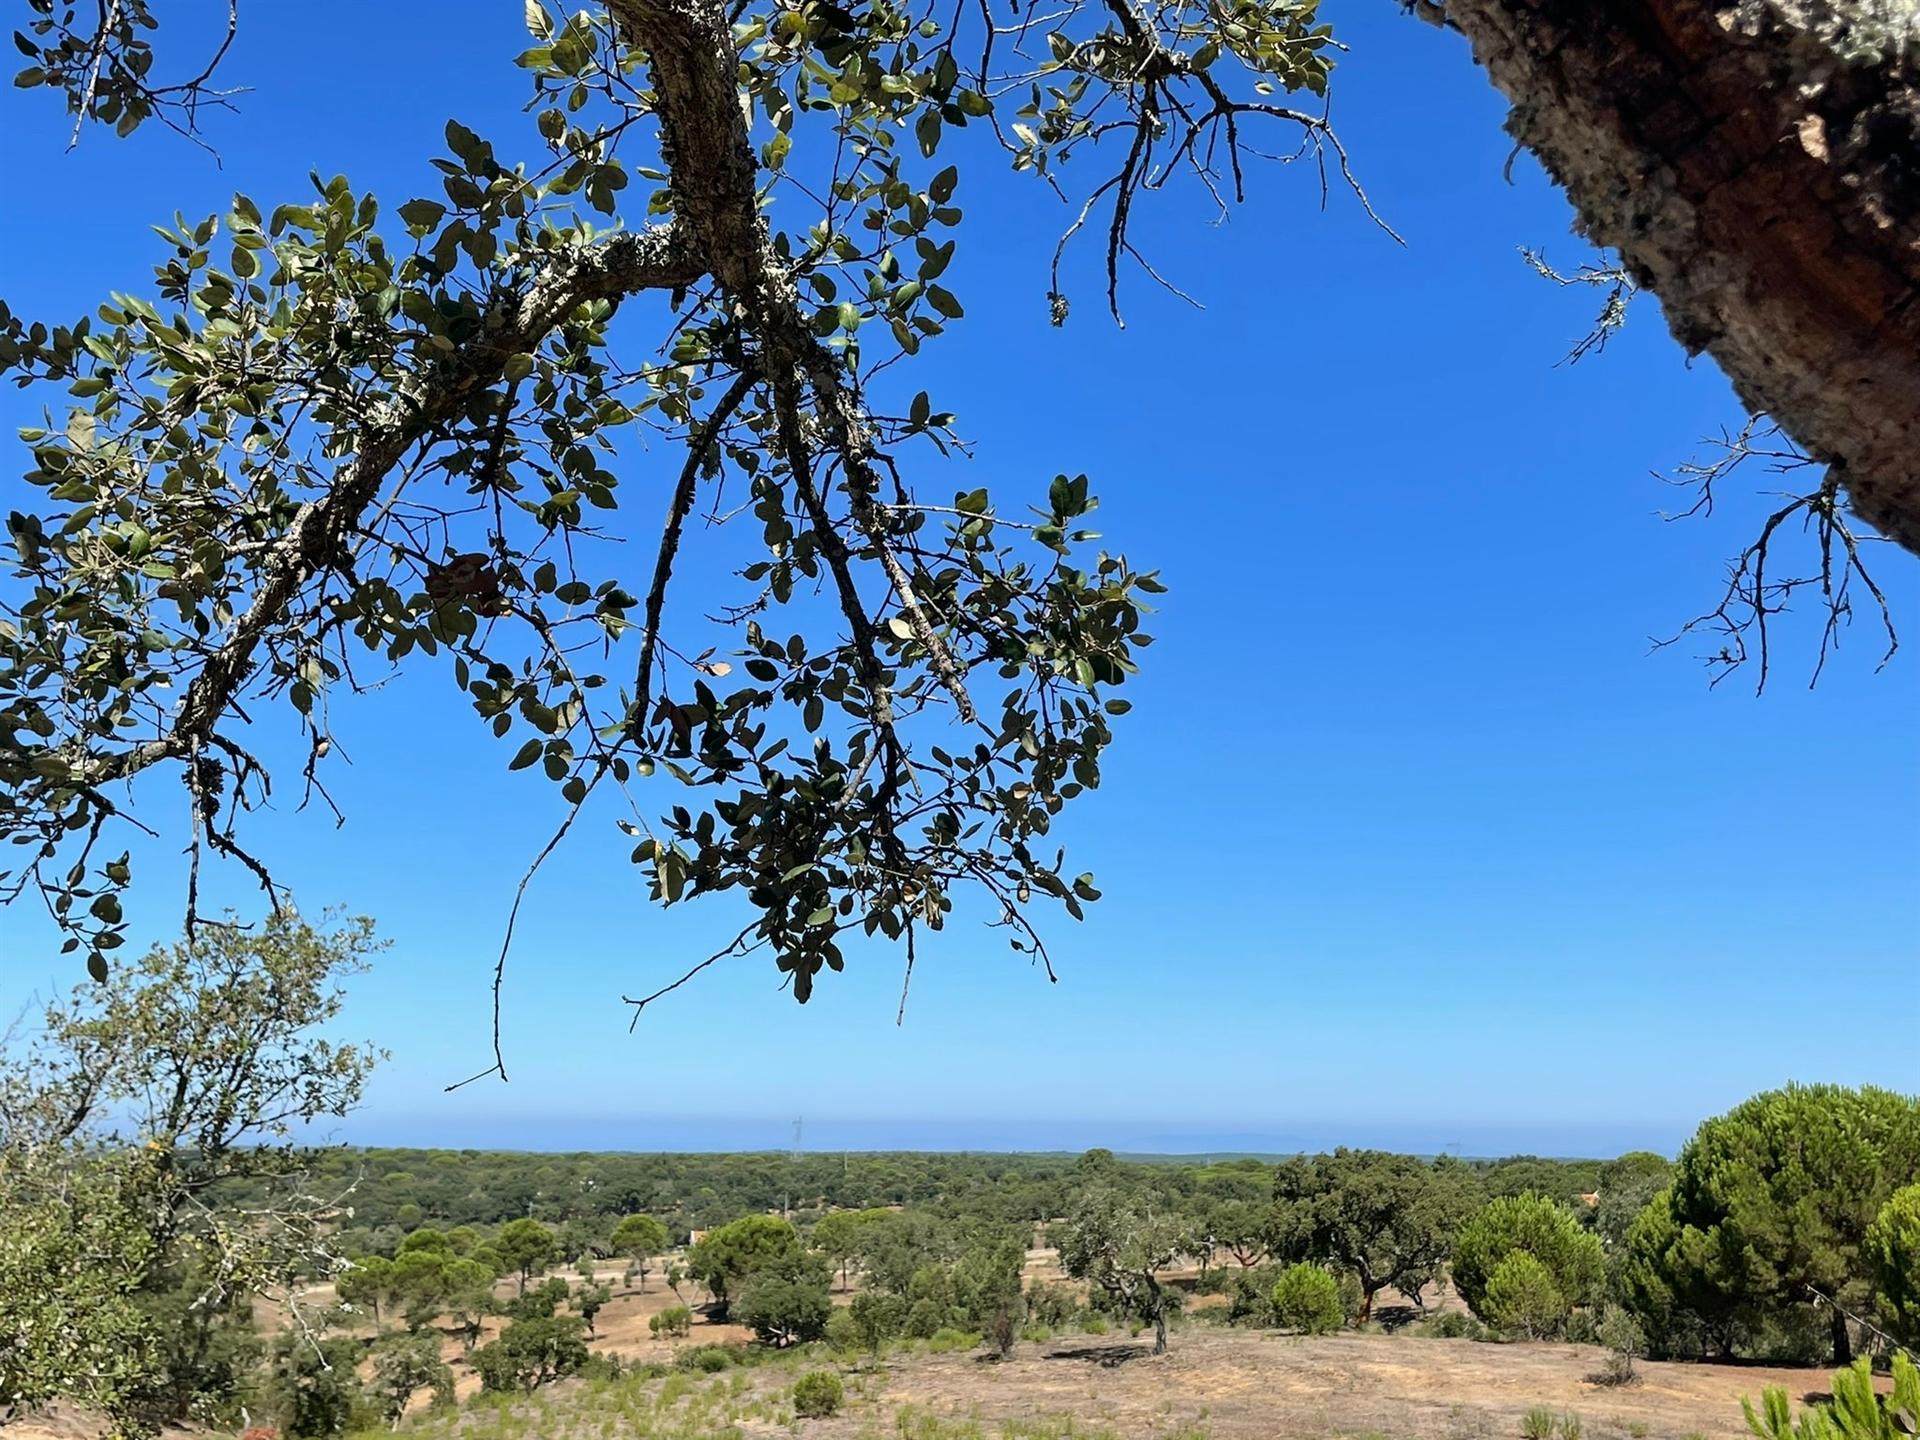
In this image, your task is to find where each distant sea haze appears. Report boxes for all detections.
[323,1113,1688,1158]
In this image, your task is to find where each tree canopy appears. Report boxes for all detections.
[0,912,381,1430]
[4,0,1910,1041]
[1626,1083,1920,1364]
[1270,1148,1472,1320]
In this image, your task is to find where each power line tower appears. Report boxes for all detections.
[783,1116,804,1219]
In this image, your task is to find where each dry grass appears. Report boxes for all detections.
[305,1323,1837,1440]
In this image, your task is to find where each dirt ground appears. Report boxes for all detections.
[0,1325,1849,1440]
[816,1329,1836,1440]
[6,1252,1849,1440]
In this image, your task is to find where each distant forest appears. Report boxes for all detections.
[294,1147,1607,1259]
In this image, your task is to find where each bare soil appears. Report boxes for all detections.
[811,1329,1834,1440]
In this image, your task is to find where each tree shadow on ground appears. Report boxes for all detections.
[1372,1303,1421,1332]
[1044,1343,1154,1368]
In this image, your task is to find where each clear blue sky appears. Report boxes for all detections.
[1,3,1914,1159]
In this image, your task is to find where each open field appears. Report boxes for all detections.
[848,1329,1820,1440]
[271,1326,1841,1440]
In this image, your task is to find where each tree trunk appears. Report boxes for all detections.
[1442,0,1920,557]
[1831,1303,1853,1365]
[1146,1275,1169,1355]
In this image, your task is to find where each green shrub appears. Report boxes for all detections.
[1270,1264,1344,1336]
[925,1327,981,1352]
[904,1296,950,1339]
[649,1303,693,1338]
[1083,1316,1109,1335]
[578,1352,625,1382]
[1335,1270,1366,1326]
[1595,1307,1644,1386]
[1419,1311,1488,1341]
[791,1369,844,1419]
[470,1315,589,1394]
[1521,1407,1556,1440]
[1483,1252,1566,1340]
[849,1290,906,1352]
[1453,1195,1603,1322]
[1025,1283,1077,1329]
[1558,1413,1582,1440]
[677,1344,737,1373]
[1222,1265,1279,1327]
[824,1306,861,1352]
[734,1251,833,1346]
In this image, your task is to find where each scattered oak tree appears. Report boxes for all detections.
[0,912,381,1431]
[1055,1187,1183,1355]
[811,1207,884,1291]
[472,1313,589,1394]
[370,1332,454,1428]
[733,1248,834,1345]
[573,1278,613,1336]
[1271,1149,1472,1321]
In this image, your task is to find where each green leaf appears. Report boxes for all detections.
[509,739,543,771]
[398,198,447,231]
[524,0,554,38]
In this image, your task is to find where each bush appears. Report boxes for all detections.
[983,1301,1019,1357]
[1558,1413,1583,1440]
[903,1296,950,1340]
[1521,1407,1556,1440]
[471,1315,589,1394]
[677,1344,736,1373]
[1025,1282,1077,1329]
[1453,1195,1604,1322]
[1083,1316,1109,1335]
[925,1327,981,1352]
[1418,1311,1488,1341]
[1271,1264,1344,1336]
[1483,1253,1566,1340]
[849,1290,906,1352]
[1595,1307,1644,1386]
[1222,1265,1279,1328]
[824,1307,861,1352]
[791,1369,844,1419]
[649,1303,693,1338]
[1335,1270,1366,1326]
[578,1352,625,1382]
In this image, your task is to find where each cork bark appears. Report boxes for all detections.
[1444,1,1920,557]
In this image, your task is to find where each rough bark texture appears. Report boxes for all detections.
[1443,0,1920,557]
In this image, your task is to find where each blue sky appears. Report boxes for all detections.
[1,2,1914,1159]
